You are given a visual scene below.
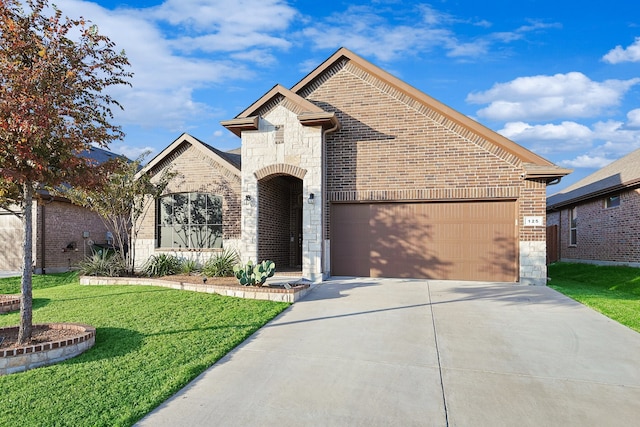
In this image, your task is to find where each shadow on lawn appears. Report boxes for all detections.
[65,327,144,364]
[56,288,173,302]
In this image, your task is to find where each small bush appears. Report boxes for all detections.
[202,250,239,277]
[142,254,182,277]
[77,252,126,277]
[179,258,201,275]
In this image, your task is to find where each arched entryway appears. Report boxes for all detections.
[257,175,303,269]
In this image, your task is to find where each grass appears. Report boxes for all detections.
[548,262,640,332]
[0,272,290,426]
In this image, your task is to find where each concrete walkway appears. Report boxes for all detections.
[137,278,640,427]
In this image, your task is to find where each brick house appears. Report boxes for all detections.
[547,148,640,267]
[135,134,242,267]
[0,146,121,274]
[137,48,570,285]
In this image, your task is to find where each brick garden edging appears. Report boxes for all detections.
[0,295,20,314]
[80,276,313,303]
[0,323,96,375]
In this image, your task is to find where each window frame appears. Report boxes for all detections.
[604,194,621,209]
[569,207,577,246]
[156,192,223,250]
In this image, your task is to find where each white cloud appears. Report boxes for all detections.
[499,121,593,154]
[300,4,559,62]
[108,143,157,160]
[150,0,296,32]
[602,37,640,64]
[467,72,640,121]
[559,155,614,169]
[53,0,285,131]
[627,108,640,127]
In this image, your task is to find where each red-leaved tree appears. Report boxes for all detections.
[0,0,131,343]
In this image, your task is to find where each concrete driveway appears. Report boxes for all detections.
[137,278,640,427]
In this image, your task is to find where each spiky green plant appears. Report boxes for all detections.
[202,250,239,277]
[142,254,182,277]
[77,251,126,277]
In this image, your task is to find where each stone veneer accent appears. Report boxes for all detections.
[0,323,96,375]
[80,276,312,303]
[519,241,547,285]
[241,105,324,281]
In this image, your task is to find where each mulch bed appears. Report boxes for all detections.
[0,325,81,350]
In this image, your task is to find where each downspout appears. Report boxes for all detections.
[40,203,46,275]
[321,120,340,279]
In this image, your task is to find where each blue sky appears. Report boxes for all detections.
[55,0,640,193]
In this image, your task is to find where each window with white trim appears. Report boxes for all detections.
[157,193,223,249]
[569,207,577,246]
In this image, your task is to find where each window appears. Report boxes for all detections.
[569,207,577,246]
[605,195,620,208]
[157,193,223,249]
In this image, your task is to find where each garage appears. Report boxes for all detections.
[330,201,517,282]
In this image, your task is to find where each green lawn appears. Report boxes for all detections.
[548,262,640,332]
[0,273,290,426]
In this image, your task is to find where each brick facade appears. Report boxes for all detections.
[0,199,110,274]
[547,188,640,266]
[297,59,549,284]
[135,136,242,268]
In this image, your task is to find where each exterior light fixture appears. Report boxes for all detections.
[245,195,252,205]
[308,193,315,204]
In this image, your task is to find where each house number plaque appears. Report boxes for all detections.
[523,216,544,226]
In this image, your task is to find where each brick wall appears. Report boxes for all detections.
[551,188,640,264]
[258,176,294,266]
[135,141,241,268]
[297,59,549,283]
[37,199,109,273]
[300,61,545,243]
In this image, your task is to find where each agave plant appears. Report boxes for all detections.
[202,250,239,277]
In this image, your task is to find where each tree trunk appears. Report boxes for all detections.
[17,182,34,344]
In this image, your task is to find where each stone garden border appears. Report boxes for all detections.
[0,323,96,376]
[80,276,313,303]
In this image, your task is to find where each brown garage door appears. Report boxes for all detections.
[331,201,517,282]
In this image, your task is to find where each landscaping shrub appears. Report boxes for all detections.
[77,251,126,277]
[179,258,201,275]
[142,254,182,277]
[202,250,239,277]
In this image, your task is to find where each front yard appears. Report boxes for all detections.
[548,262,640,332]
[0,273,289,426]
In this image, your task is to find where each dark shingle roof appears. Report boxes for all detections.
[80,145,124,164]
[189,135,241,170]
[547,148,640,209]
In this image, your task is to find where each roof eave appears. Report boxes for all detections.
[547,178,640,210]
[220,116,260,137]
[297,112,340,130]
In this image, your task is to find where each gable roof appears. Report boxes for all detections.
[547,148,640,209]
[221,84,339,137]
[291,47,570,179]
[221,47,570,181]
[139,133,241,178]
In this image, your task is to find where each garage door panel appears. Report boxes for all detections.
[331,201,517,282]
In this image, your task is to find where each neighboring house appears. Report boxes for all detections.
[547,148,640,267]
[0,146,121,274]
[137,48,570,285]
